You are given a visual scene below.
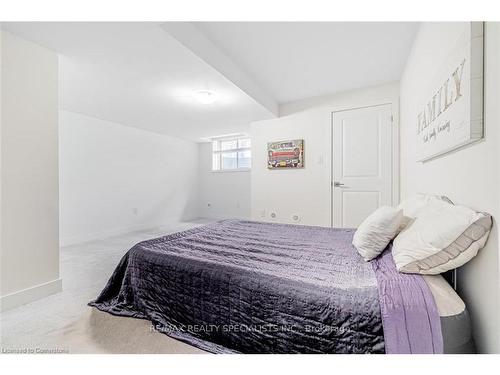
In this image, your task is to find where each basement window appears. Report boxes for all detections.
[212,137,251,171]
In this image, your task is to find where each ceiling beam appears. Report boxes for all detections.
[161,22,279,117]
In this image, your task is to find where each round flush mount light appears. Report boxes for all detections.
[193,90,217,105]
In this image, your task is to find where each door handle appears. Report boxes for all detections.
[333,181,346,187]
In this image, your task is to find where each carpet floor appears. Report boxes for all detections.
[0,220,215,354]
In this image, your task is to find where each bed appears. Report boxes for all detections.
[89,219,474,354]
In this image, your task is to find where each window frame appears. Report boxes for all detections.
[211,137,252,172]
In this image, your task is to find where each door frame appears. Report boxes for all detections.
[330,103,400,227]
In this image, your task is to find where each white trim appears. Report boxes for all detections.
[392,100,401,205]
[201,214,250,221]
[1,278,62,312]
[209,133,249,140]
[210,168,251,174]
[60,223,164,247]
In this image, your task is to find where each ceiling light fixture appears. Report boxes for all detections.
[193,90,217,105]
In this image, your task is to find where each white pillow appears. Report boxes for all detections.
[397,193,453,232]
[398,193,453,218]
[352,206,404,261]
[393,199,492,274]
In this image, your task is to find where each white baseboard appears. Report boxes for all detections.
[1,278,62,312]
[201,214,251,221]
[60,223,162,247]
[60,217,233,247]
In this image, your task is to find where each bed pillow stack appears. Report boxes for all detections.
[351,193,492,274]
[393,197,492,274]
[352,206,404,261]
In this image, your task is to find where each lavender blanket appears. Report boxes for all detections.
[89,220,442,354]
[372,249,443,353]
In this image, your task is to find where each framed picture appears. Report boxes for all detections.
[416,22,484,162]
[267,139,304,169]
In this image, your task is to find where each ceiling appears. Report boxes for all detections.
[2,22,419,141]
[2,22,273,141]
[195,22,419,103]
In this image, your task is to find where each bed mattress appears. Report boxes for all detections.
[424,275,475,353]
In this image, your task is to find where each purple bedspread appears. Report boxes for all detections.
[90,220,442,354]
[372,248,443,354]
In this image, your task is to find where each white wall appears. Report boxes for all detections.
[1,31,60,310]
[198,142,251,220]
[251,82,399,226]
[400,22,500,353]
[59,111,199,245]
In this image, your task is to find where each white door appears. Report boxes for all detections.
[332,104,393,228]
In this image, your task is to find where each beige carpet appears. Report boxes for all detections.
[58,308,205,354]
[1,221,211,354]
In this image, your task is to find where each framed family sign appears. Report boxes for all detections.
[416,22,484,162]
